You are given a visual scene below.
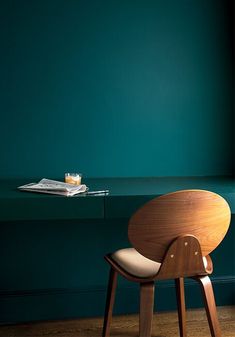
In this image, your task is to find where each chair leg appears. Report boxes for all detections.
[175,278,187,337]
[102,268,118,337]
[194,276,221,337]
[139,281,155,337]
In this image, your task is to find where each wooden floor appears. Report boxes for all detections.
[0,306,234,337]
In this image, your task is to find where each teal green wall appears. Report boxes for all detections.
[1,0,234,324]
[2,0,233,179]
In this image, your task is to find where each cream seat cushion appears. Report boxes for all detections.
[111,248,208,278]
[111,248,161,278]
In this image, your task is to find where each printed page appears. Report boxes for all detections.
[18,179,87,196]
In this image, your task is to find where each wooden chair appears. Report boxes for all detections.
[102,190,231,337]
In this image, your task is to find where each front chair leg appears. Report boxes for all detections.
[194,276,221,337]
[139,281,155,337]
[175,278,187,337]
[102,268,118,337]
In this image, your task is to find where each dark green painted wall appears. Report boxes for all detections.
[1,0,234,324]
[2,0,233,179]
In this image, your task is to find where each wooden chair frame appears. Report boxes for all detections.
[102,190,231,337]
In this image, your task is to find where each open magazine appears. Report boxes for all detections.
[18,178,88,196]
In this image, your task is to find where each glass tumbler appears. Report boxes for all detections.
[65,173,82,185]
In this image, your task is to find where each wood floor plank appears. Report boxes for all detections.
[0,306,234,337]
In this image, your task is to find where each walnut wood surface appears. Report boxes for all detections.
[128,190,231,262]
[156,235,207,279]
[139,282,155,337]
[175,278,187,337]
[194,276,222,337]
[102,268,118,337]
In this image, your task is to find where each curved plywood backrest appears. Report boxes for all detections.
[128,190,231,263]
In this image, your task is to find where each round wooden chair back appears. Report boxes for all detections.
[128,190,231,263]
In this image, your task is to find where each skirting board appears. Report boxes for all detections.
[0,275,234,325]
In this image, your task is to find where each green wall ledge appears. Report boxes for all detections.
[0,176,234,323]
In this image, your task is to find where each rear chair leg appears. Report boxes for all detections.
[139,281,155,337]
[102,268,118,337]
[175,278,187,337]
[194,276,221,337]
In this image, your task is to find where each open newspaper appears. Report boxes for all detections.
[18,178,88,196]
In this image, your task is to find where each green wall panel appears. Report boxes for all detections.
[0,216,234,323]
[2,0,233,179]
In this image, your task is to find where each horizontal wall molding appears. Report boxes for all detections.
[1,275,234,298]
[0,275,234,325]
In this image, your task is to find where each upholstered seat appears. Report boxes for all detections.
[112,248,161,278]
[112,247,208,278]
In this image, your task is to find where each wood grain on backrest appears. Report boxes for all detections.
[128,190,231,263]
